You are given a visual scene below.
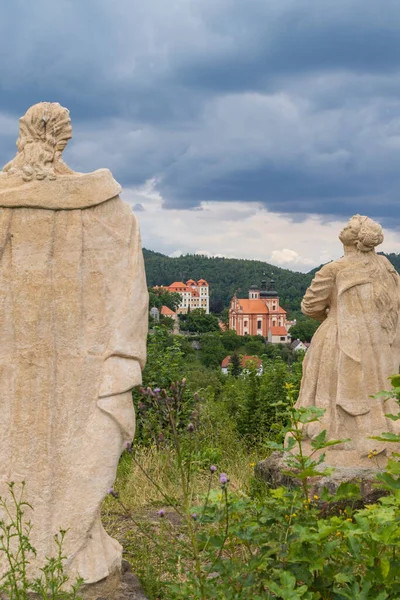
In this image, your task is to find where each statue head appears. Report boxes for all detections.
[3,102,74,181]
[339,214,384,253]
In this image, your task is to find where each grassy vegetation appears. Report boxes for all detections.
[101,328,400,598]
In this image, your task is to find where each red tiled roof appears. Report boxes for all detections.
[235,299,269,314]
[273,306,287,314]
[169,282,186,289]
[270,326,288,336]
[197,279,209,286]
[161,305,176,316]
[221,355,262,368]
[186,279,197,285]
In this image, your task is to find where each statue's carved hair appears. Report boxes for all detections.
[357,217,384,252]
[351,214,384,252]
[348,215,398,335]
[2,102,73,181]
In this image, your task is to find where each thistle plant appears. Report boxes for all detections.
[0,482,83,600]
[267,383,348,502]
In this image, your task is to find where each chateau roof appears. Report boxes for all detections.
[169,281,186,289]
[197,279,209,286]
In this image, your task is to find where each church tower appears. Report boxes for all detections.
[248,284,260,299]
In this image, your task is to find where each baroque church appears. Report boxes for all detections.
[229,280,291,343]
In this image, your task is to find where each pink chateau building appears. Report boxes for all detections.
[154,279,209,314]
[229,280,291,343]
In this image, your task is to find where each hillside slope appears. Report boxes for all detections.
[144,249,400,314]
[143,249,312,313]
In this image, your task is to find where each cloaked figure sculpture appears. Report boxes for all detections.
[297,215,400,466]
[0,103,148,585]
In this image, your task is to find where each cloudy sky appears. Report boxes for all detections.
[2,0,400,271]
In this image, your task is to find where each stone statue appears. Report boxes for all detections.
[0,103,148,587]
[297,215,400,466]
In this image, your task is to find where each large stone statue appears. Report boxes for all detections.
[0,103,148,586]
[297,215,400,467]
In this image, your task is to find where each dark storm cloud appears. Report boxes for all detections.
[1,0,400,223]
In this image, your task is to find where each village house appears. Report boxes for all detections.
[229,280,291,343]
[221,355,263,375]
[160,305,178,321]
[154,279,210,314]
[291,339,310,352]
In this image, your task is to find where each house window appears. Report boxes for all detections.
[244,320,248,327]
[280,336,286,341]
[257,320,262,329]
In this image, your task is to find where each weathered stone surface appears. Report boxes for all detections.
[0,103,148,589]
[82,561,148,600]
[256,451,386,500]
[294,215,400,467]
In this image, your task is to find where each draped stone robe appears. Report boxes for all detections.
[296,252,400,465]
[0,169,148,583]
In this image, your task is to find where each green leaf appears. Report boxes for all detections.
[333,481,361,500]
[370,432,400,443]
[390,374,400,388]
[380,558,390,579]
[385,413,400,421]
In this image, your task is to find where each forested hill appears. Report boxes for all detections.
[143,249,400,314]
[143,249,313,314]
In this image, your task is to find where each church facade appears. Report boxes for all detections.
[229,280,291,343]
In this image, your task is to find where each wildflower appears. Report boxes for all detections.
[210,465,217,473]
[313,495,319,500]
[187,423,195,433]
[158,509,165,518]
[336,531,341,537]
[292,512,297,518]
[193,392,199,402]
[346,518,352,522]
[125,441,133,453]
[249,462,256,467]
[138,402,145,411]
[181,378,186,387]
[191,513,197,521]
[220,473,228,485]
[108,488,119,499]
[153,387,161,394]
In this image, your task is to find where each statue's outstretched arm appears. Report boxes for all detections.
[301,264,335,322]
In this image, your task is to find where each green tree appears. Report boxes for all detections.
[220,330,242,352]
[198,333,226,368]
[244,340,265,356]
[289,318,320,342]
[180,309,220,333]
[148,287,181,312]
[229,352,242,378]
